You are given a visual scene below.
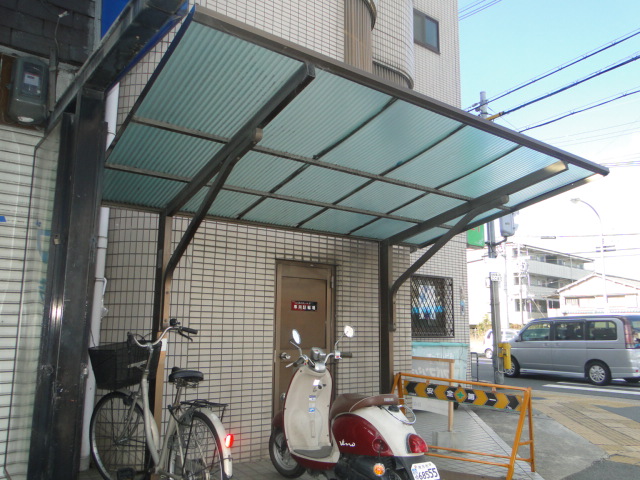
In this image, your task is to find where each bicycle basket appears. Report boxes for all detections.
[88,341,161,390]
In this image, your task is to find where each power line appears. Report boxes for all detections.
[570,247,640,255]
[459,0,490,14]
[467,27,640,110]
[601,160,640,167]
[459,0,503,21]
[543,119,640,143]
[519,87,640,132]
[495,52,640,118]
[538,233,640,238]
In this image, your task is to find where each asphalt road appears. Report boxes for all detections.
[471,357,640,480]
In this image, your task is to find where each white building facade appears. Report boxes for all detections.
[559,273,640,315]
[467,242,593,327]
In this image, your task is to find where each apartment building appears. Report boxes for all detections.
[0,1,607,477]
[468,242,593,327]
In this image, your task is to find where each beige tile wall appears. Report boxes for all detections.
[102,205,469,461]
[413,0,462,106]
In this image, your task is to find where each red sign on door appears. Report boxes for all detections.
[291,301,318,311]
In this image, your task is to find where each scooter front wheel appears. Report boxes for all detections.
[269,428,305,478]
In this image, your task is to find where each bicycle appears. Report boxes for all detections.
[88,319,233,480]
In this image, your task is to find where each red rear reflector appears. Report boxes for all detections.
[373,463,386,476]
[225,434,234,448]
[407,433,428,453]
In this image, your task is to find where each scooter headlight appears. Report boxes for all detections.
[407,433,428,453]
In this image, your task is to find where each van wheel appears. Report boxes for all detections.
[504,357,519,377]
[484,348,493,359]
[587,361,611,386]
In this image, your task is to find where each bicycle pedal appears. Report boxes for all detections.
[116,467,136,480]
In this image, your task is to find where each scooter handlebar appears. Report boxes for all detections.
[340,352,353,358]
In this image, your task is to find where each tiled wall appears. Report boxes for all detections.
[103,209,388,461]
[102,207,468,461]
[372,0,415,87]
[203,0,344,59]
[408,235,470,347]
[413,0,461,106]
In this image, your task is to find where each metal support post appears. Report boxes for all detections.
[487,220,504,384]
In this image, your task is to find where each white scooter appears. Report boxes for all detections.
[269,326,440,480]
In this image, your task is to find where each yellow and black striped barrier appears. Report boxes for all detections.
[403,381,523,410]
[391,372,535,480]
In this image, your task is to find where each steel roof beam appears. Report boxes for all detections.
[382,160,568,246]
[48,0,187,132]
[163,62,316,217]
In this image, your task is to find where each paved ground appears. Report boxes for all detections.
[79,388,640,480]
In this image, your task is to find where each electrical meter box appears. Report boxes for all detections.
[8,57,48,125]
[499,213,518,238]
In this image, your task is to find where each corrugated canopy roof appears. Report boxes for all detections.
[104,6,608,248]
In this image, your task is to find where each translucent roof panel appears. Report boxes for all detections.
[136,22,305,138]
[321,101,462,175]
[261,70,393,157]
[103,7,608,247]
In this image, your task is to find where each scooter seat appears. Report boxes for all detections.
[330,393,399,419]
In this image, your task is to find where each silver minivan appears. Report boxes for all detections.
[505,315,640,386]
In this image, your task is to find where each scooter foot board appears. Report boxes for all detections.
[293,446,334,459]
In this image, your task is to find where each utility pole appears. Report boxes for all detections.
[479,91,504,384]
[487,221,504,384]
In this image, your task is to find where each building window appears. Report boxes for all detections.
[515,299,523,312]
[413,10,440,53]
[411,275,454,337]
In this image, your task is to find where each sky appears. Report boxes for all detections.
[458,0,640,279]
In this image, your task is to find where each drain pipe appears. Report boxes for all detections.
[79,83,118,470]
[79,206,110,470]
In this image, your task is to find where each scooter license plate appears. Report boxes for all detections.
[410,461,440,480]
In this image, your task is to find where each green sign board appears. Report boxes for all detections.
[467,225,485,249]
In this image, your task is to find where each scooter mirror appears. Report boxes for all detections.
[291,329,301,345]
[344,326,354,338]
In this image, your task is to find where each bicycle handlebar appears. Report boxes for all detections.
[127,320,198,349]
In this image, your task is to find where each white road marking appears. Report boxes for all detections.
[542,384,640,395]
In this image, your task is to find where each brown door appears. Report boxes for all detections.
[274,262,334,412]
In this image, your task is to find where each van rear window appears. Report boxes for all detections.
[587,321,617,341]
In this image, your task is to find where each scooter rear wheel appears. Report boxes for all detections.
[269,429,305,478]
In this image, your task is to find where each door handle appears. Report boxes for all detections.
[279,352,291,361]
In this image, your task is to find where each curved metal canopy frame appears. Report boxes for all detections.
[102,6,608,392]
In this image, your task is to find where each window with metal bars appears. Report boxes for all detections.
[411,275,454,337]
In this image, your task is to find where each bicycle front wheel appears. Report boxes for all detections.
[168,410,225,480]
[89,391,150,480]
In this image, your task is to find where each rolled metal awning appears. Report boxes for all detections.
[105,5,608,249]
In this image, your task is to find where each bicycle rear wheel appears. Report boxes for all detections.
[89,391,150,480]
[168,410,225,480]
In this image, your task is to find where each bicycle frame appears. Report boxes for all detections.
[128,328,233,479]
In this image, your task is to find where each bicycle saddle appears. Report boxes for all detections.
[169,367,204,384]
